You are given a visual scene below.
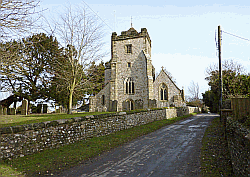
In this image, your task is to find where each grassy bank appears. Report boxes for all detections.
[0,112,114,128]
[200,117,235,177]
[0,113,196,177]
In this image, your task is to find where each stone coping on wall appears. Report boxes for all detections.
[0,107,195,135]
[0,113,118,135]
[0,109,162,135]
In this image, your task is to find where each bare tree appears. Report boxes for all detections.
[188,80,199,101]
[49,4,106,114]
[0,0,41,40]
[206,59,246,77]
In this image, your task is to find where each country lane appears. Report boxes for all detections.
[55,113,218,177]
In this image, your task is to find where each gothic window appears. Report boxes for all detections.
[126,99,134,110]
[125,77,134,94]
[127,62,131,67]
[160,84,168,101]
[101,95,105,105]
[126,44,132,53]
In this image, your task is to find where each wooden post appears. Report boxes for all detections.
[218,25,223,122]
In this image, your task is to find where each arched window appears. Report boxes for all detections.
[126,44,132,53]
[160,84,168,101]
[126,99,134,110]
[125,77,134,94]
[101,95,105,105]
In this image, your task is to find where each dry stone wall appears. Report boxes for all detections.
[0,107,199,160]
[226,117,250,176]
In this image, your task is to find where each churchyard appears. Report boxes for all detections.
[0,112,112,129]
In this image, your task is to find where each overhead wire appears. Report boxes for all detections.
[222,30,250,42]
[215,29,250,56]
[82,1,113,31]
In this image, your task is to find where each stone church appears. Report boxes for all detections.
[89,27,185,112]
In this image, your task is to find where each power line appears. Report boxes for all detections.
[82,1,113,31]
[222,30,250,42]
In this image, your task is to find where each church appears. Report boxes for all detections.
[89,27,185,112]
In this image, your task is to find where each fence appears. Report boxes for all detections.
[231,98,250,119]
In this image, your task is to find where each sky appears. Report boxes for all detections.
[1,0,250,101]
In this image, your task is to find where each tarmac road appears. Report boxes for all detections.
[55,113,218,177]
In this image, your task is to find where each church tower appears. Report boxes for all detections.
[89,27,185,112]
[105,27,154,111]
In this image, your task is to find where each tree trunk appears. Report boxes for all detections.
[68,78,76,114]
[68,90,73,114]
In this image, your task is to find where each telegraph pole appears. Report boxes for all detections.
[218,25,223,122]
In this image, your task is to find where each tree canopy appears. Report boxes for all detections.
[0,33,61,103]
[87,61,105,96]
[203,59,250,113]
[0,3,106,113]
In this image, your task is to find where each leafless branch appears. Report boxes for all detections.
[47,3,106,114]
[206,59,246,77]
[0,0,43,40]
[188,80,200,100]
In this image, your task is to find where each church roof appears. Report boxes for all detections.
[155,68,182,92]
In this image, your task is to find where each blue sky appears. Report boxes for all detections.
[1,0,250,100]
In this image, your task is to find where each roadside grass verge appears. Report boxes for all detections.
[0,113,197,177]
[0,112,114,128]
[200,117,235,177]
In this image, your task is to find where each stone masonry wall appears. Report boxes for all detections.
[0,107,199,160]
[91,28,153,112]
[153,70,185,107]
[90,83,111,112]
[226,117,250,176]
[114,37,151,111]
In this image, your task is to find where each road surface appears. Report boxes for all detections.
[55,113,218,177]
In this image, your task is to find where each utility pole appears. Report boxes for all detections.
[218,25,223,122]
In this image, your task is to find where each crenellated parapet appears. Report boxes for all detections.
[112,28,151,46]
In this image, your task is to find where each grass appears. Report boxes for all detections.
[200,117,235,177]
[0,113,197,177]
[0,112,114,128]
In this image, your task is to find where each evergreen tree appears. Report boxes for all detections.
[0,33,62,102]
[87,61,105,96]
[203,60,250,112]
